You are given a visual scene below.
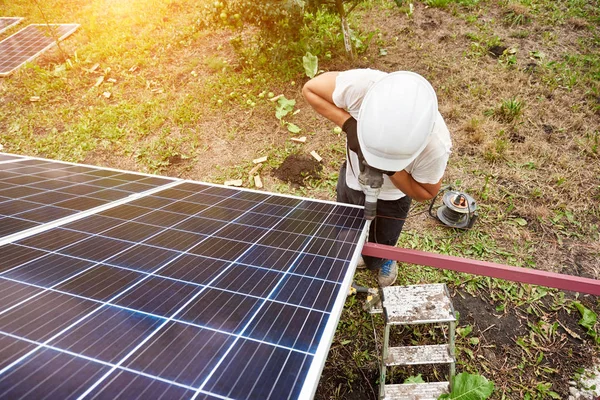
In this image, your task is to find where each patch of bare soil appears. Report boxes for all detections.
[273,153,323,186]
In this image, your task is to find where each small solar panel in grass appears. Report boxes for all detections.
[0,24,79,77]
[0,17,23,34]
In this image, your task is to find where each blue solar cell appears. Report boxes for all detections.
[124,322,236,387]
[0,185,42,198]
[171,216,225,235]
[0,199,40,215]
[158,254,227,284]
[272,275,338,312]
[244,301,327,353]
[0,217,38,237]
[291,253,349,282]
[112,276,201,317]
[85,369,197,399]
[0,290,100,341]
[0,334,38,371]
[0,278,45,313]
[101,222,164,243]
[131,210,189,227]
[211,264,284,298]
[188,237,253,261]
[144,229,208,251]
[55,264,144,301]
[103,244,181,272]
[60,236,134,262]
[0,347,110,400]
[0,244,48,273]
[50,307,163,363]
[203,339,310,400]
[178,288,262,334]
[15,205,75,223]
[3,254,95,287]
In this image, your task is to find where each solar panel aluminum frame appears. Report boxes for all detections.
[0,23,79,77]
[298,234,367,399]
[0,17,23,35]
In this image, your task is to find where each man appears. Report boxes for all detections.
[303,69,452,287]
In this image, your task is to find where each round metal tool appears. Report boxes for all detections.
[436,191,477,229]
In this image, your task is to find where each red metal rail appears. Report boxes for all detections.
[362,242,600,296]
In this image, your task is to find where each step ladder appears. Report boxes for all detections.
[379,284,456,400]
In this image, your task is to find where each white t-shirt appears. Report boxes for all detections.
[332,69,452,201]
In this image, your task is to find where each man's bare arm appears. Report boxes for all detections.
[389,171,441,201]
[302,72,351,127]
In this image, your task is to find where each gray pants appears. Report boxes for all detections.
[336,162,411,270]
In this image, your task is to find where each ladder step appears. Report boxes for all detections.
[382,284,456,325]
[386,344,454,366]
[384,382,449,400]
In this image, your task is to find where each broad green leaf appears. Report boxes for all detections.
[286,123,301,133]
[404,374,425,383]
[438,373,494,399]
[302,52,318,79]
[574,302,597,331]
[457,325,472,338]
[275,97,296,120]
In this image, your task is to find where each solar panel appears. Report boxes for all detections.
[0,24,79,77]
[0,17,23,34]
[0,154,367,399]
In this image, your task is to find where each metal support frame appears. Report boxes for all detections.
[362,243,600,296]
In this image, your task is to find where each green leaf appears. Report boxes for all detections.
[275,97,296,120]
[286,123,301,133]
[438,373,494,399]
[457,325,473,338]
[513,217,528,226]
[302,52,318,79]
[404,374,425,383]
[574,302,597,330]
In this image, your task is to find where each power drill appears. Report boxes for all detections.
[358,161,383,220]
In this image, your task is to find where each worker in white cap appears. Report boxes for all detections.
[303,69,452,287]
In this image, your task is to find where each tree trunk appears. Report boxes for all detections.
[335,0,353,57]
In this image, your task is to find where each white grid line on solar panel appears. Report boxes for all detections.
[0,275,318,357]
[0,188,317,395]
[1,244,337,318]
[0,24,79,76]
[72,192,310,398]
[190,203,342,398]
[0,18,23,34]
[0,331,222,398]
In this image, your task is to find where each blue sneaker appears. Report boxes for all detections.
[378,260,398,287]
